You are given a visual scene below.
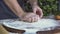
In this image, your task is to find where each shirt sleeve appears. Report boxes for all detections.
[0,0,2,1]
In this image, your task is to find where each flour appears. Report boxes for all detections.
[5,19,58,29]
[3,19,60,34]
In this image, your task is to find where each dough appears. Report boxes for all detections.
[4,19,59,29]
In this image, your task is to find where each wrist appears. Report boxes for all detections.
[32,4,38,9]
[17,12,26,18]
[31,2,38,7]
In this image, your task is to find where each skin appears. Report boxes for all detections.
[0,0,43,34]
[29,0,43,18]
[3,0,43,22]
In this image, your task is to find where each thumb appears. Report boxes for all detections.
[40,13,43,18]
[39,10,43,18]
[36,9,43,18]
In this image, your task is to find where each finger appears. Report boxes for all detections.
[36,15,40,21]
[31,17,35,22]
[24,17,32,22]
[34,16,38,22]
[36,14,40,19]
[37,8,42,14]
[38,9,43,18]
[38,8,43,18]
[28,18,31,22]
[40,13,43,18]
[31,15,39,22]
[36,10,41,16]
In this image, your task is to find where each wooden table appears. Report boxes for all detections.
[3,20,60,34]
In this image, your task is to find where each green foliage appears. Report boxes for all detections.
[38,0,58,16]
[24,0,58,16]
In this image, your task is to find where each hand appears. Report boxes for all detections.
[20,13,40,22]
[32,5,43,18]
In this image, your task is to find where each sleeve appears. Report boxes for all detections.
[0,0,2,1]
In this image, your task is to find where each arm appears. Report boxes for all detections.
[29,0,37,7]
[3,0,40,22]
[3,0,25,17]
[29,0,43,18]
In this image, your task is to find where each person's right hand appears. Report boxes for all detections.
[20,13,40,22]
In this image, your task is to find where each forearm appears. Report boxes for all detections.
[29,0,38,6]
[3,0,25,17]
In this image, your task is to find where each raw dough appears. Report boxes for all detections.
[4,19,59,29]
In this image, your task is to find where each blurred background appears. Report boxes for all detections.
[21,0,60,19]
[23,0,58,16]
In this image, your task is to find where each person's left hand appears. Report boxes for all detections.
[32,5,43,18]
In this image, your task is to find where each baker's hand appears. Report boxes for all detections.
[20,13,40,22]
[32,5,43,18]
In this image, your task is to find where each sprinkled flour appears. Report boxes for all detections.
[3,19,59,30]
